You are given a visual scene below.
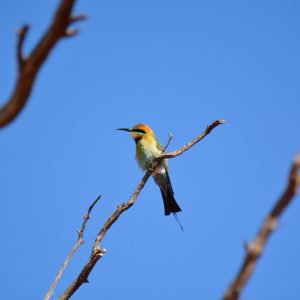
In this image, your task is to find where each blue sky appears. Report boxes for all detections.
[1,0,300,299]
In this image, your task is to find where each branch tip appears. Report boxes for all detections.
[16,24,30,69]
[163,131,173,152]
[16,24,30,36]
[88,195,101,213]
[70,14,88,23]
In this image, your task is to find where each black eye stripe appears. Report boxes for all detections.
[133,129,146,134]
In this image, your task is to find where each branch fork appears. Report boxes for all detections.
[1,0,87,129]
[44,195,100,300]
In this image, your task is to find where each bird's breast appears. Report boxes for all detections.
[135,139,161,170]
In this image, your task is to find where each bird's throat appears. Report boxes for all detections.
[135,137,142,144]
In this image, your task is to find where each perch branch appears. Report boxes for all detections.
[161,119,225,159]
[0,0,86,129]
[224,152,300,300]
[58,119,224,300]
[44,195,101,300]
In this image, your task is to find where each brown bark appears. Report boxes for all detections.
[223,153,300,300]
[0,0,86,129]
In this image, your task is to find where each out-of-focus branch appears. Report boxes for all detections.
[57,119,224,300]
[16,25,29,70]
[224,152,300,300]
[0,0,86,129]
[44,195,100,300]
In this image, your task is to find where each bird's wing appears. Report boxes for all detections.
[155,139,164,151]
[154,138,169,172]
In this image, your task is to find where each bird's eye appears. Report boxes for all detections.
[133,129,146,134]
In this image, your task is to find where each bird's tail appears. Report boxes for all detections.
[160,191,183,231]
[156,173,183,231]
[160,187,181,215]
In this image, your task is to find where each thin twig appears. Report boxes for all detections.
[223,152,300,300]
[162,132,173,152]
[69,14,87,23]
[0,0,86,129]
[16,25,29,70]
[58,119,224,300]
[44,195,101,300]
[161,119,225,159]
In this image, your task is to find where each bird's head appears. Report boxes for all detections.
[117,123,155,143]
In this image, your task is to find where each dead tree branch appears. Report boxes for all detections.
[224,152,300,300]
[57,119,224,300]
[0,0,86,129]
[44,195,101,300]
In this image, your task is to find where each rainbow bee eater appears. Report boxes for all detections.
[118,123,183,230]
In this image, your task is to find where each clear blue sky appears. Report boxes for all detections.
[1,0,300,299]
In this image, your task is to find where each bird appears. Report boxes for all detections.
[117,123,183,230]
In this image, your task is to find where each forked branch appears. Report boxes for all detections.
[223,152,300,300]
[56,119,224,300]
[44,196,101,300]
[0,0,86,129]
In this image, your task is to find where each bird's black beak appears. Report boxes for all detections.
[116,128,132,132]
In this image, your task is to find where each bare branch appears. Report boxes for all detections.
[16,25,29,70]
[0,0,86,129]
[69,14,88,23]
[161,119,225,159]
[78,196,101,240]
[223,152,300,300]
[162,132,173,152]
[44,195,101,300]
[58,119,224,300]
